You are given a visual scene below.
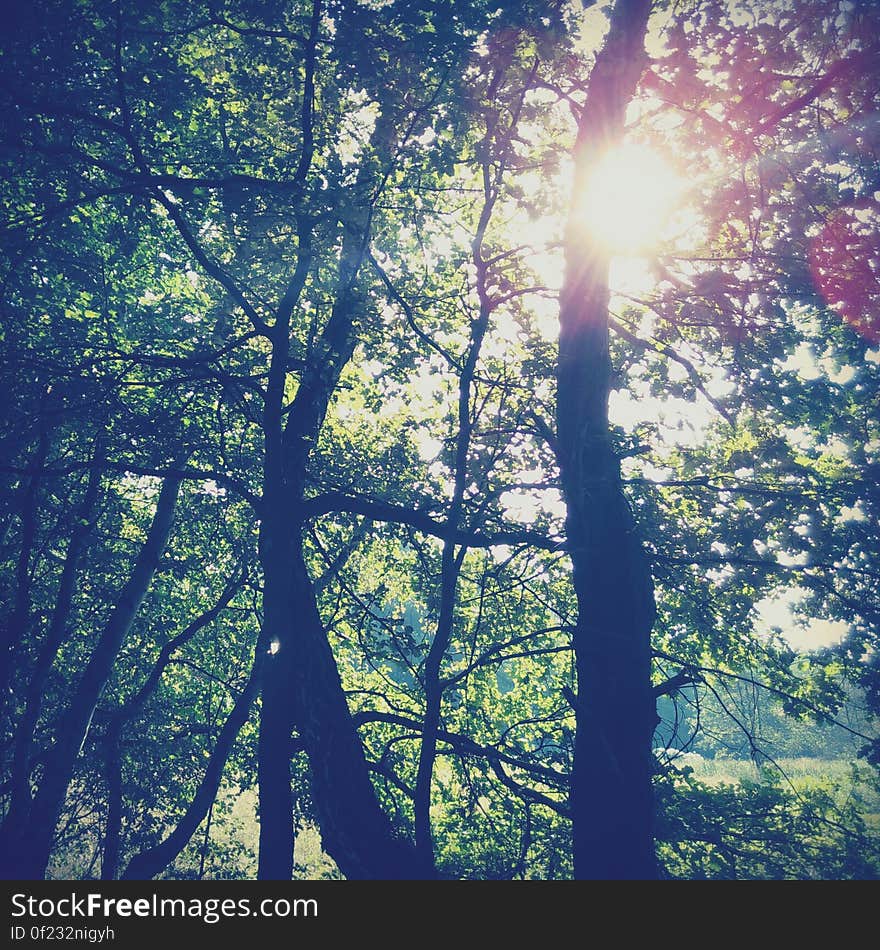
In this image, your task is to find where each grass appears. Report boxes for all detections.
[689,755,858,785]
[687,755,880,832]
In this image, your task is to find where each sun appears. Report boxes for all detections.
[576,142,685,255]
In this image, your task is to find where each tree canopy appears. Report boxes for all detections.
[1,0,878,880]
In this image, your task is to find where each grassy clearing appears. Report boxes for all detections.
[689,756,856,785]
[687,755,880,830]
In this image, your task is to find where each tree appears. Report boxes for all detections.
[1,0,878,881]
[556,0,657,879]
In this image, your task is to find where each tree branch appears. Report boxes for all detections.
[301,490,563,551]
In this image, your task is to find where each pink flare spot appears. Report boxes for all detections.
[810,198,880,343]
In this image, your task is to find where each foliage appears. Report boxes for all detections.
[1,0,878,879]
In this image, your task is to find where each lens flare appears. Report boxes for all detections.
[576,143,686,254]
[810,198,880,343]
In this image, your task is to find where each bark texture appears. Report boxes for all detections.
[557,0,658,880]
[256,106,424,880]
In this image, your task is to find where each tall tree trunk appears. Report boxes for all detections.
[0,421,50,729]
[256,509,298,879]
[556,0,657,879]
[413,157,498,873]
[257,105,423,879]
[259,289,425,879]
[101,719,122,881]
[0,472,183,879]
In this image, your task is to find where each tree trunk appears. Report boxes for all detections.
[101,719,122,881]
[8,455,102,827]
[0,422,49,729]
[258,295,425,878]
[0,472,183,879]
[256,108,424,879]
[256,514,298,879]
[556,0,657,879]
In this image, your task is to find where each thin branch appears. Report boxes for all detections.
[153,193,272,337]
[609,316,736,427]
[755,46,880,136]
[652,650,873,744]
[301,490,563,551]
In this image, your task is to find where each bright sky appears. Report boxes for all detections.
[755,587,850,652]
